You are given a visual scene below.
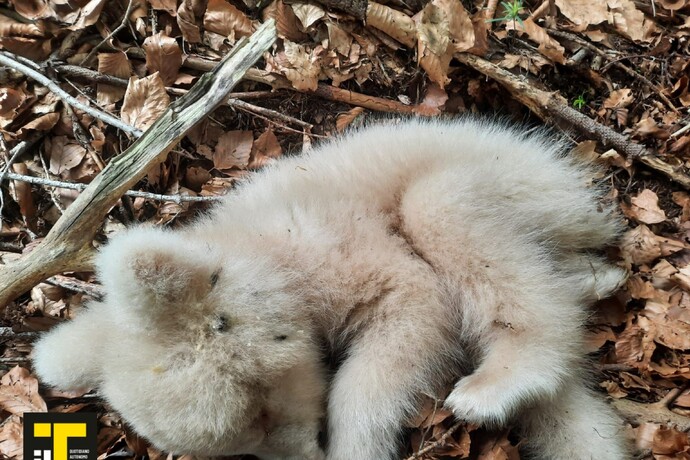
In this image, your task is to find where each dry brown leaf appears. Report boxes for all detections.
[415,1,453,87]
[143,32,183,86]
[603,89,634,109]
[150,0,178,16]
[626,276,663,301]
[0,14,44,37]
[97,51,131,105]
[336,107,366,132]
[121,73,170,131]
[652,426,690,454]
[600,380,628,398]
[18,113,60,137]
[48,136,87,176]
[0,86,30,125]
[291,3,325,29]
[0,36,52,60]
[280,41,321,91]
[615,316,655,368]
[249,129,282,169]
[327,22,353,56]
[214,130,254,170]
[628,189,667,224]
[554,0,608,30]
[12,0,55,20]
[366,2,416,47]
[0,366,47,414]
[177,0,203,43]
[263,0,308,42]
[608,0,656,42]
[440,0,475,52]
[659,0,689,10]
[417,82,448,116]
[0,414,23,459]
[66,0,108,30]
[204,0,255,38]
[634,117,669,139]
[620,225,662,265]
[507,18,565,64]
[645,301,690,351]
[477,434,520,460]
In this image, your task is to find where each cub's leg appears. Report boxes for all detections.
[519,379,631,459]
[444,299,579,426]
[326,280,455,460]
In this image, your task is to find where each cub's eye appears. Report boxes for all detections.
[211,315,229,332]
[210,269,221,287]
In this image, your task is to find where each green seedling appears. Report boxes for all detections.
[572,94,587,110]
[487,0,525,27]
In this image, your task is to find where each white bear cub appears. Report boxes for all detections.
[34,118,631,459]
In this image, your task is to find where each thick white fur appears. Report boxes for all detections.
[33,118,630,459]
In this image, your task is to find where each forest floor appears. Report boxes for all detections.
[1,0,690,458]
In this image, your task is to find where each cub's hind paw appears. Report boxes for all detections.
[443,375,515,426]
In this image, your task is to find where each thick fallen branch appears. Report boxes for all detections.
[0,20,277,308]
[455,53,690,189]
[612,392,690,431]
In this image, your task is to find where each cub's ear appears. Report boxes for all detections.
[33,306,105,390]
[96,227,220,317]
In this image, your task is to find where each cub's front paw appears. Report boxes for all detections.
[444,374,516,426]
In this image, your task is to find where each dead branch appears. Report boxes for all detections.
[313,0,368,19]
[0,134,43,217]
[612,394,690,431]
[3,171,222,203]
[455,53,690,189]
[0,51,142,137]
[404,420,464,460]
[80,0,137,65]
[546,29,679,113]
[52,64,312,129]
[0,20,277,308]
[45,275,104,300]
[156,52,424,114]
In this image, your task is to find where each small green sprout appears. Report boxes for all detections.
[487,0,525,27]
[572,94,587,110]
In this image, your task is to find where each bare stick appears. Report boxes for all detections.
[81,0,137,66]
[404,420,464,460]
[454,53,690,189]
[0,51,143,137]
[547,29,679,113]
[148,53,425,114]
[612,396,690,431]
[51,65,312,129]
[45,275,104,300]
[0,134,43,217]
[3,172,223,203]
[0,20,278,308]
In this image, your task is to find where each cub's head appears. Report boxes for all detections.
[33,226,326,458]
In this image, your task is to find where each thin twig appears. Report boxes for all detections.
[672,122,690,139]
[45,275,104,300]
[0,327,37,340]
[167,87,313,129]
[0,135,43,218]
[546,29,679,113]
[53,64,314,129]
[0,51,143,137]
[3,172,223,204]
[81,0,137,66]
[405,420,464,460]
[63,104,106,170]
